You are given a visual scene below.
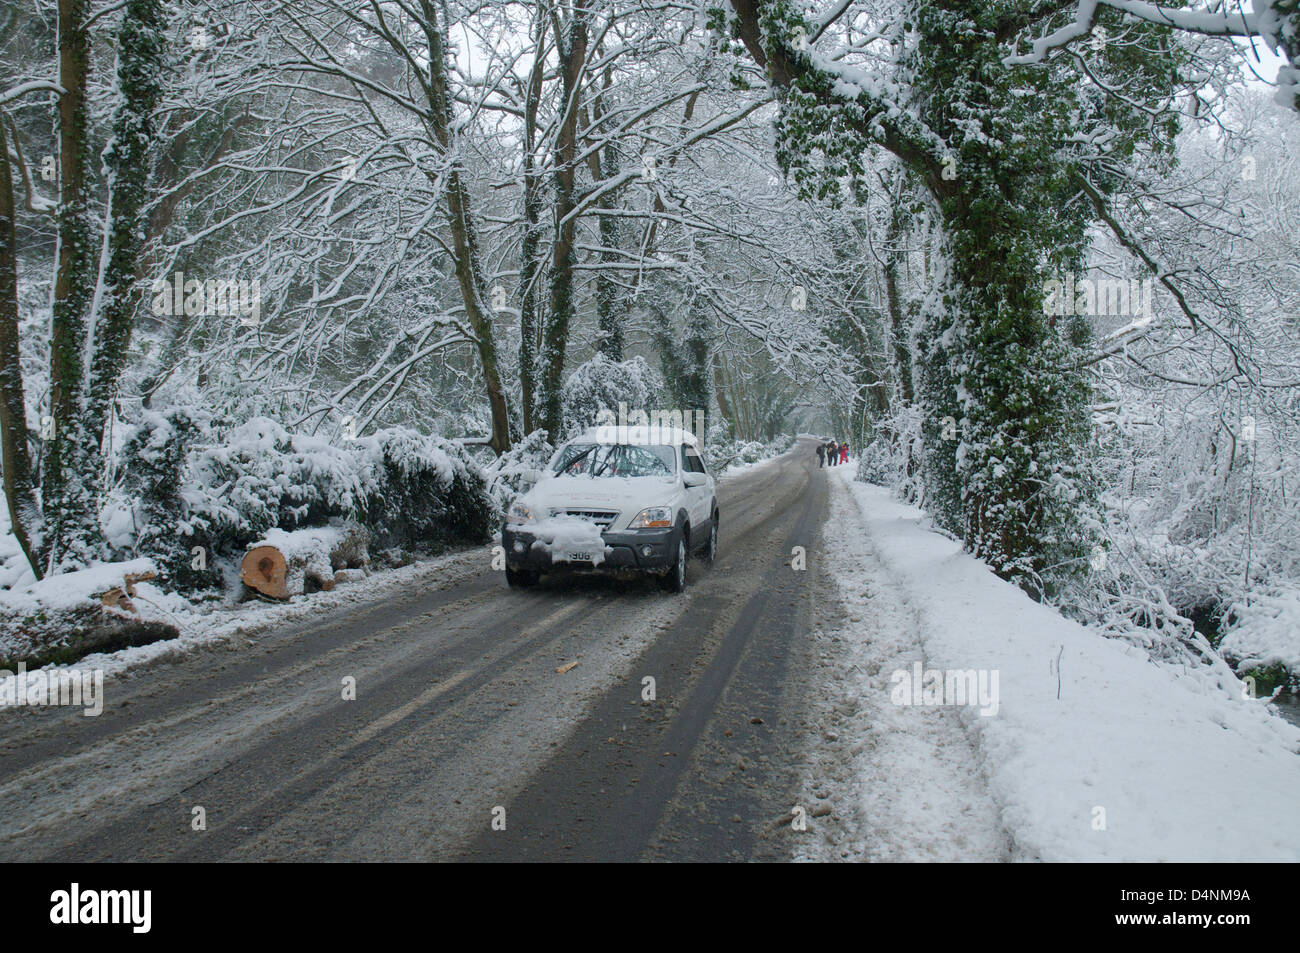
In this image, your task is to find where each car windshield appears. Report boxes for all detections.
[553,443,676,478]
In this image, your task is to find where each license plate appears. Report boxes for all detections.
[564,551,593,562]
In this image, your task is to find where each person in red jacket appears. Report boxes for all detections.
[840,442,849,464]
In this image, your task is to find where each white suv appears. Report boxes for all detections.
[501,426,718,592]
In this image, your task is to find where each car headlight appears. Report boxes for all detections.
[507,501,535,525]
[630,506,672,529]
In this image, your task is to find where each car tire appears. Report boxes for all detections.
[506,566,540,588]
[704,511,718,564]
[660,535,687,593]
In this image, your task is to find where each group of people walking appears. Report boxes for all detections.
[817,439,848,468]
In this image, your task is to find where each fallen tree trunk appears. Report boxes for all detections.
[240,522,369,600]
[0,559,178,668]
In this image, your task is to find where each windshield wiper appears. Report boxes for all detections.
[592,448,617,477]
[560,445,596,475]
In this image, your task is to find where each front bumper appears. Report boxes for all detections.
[502,524,677,572]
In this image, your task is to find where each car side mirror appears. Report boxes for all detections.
[683,471,707,487]
[520,467,545,484]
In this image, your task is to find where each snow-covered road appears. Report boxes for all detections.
[0,441,836,861]
[2,438,1295,862]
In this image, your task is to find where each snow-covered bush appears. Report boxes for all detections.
[185,416,371,555]
[703,435,793,473]
[559,354,664,442]
[856,406,923,503]
[855,434,896,486]
[120,409,223,592]
[481,429,555,511]
[113,415,494,588]
[356,427,496,552]
[1218,585,1300,690]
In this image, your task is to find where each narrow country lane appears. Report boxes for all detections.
[0,440,832,862]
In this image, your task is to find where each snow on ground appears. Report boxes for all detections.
[796,477,1011,862]
[818,466,1300,862]
[714,441,791,480]
[3,547,487,685]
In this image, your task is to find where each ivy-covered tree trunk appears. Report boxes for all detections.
[518,19,547,436]
[655,290,712,439]
[681,293,712,439]
[908,0,1096,593]
[0,121,41,577]
[880,188,913,408]
[725,0,1141,593]
[590,67,626,363]
[538,0,590,442]
[43,0,100,571]
[85,0,167,458]
[421,2,511,454]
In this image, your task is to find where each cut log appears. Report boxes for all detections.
[242,545,290,600]
[240,522,370,600]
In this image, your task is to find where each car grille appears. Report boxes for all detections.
[554,509,620,530]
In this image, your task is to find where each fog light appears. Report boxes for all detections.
[513,540,526,554]
[641,545,654,557]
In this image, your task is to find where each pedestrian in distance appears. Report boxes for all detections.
[816,442,825,467]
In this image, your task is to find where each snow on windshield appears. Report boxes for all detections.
[553,443,675,478]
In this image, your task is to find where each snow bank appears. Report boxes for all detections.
[830,467,1300,861]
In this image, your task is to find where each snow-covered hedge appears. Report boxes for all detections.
[357,427,496,551]
[118,412,495,589]
[480,429,555,511]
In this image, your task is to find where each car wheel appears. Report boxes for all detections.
[660,536,687,593]
[704,512,718,564]
[506,566,539,588]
